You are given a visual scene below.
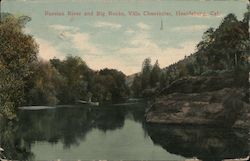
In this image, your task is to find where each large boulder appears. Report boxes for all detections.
[160,71,236,95]
[232,103,250,129]
[146,88,249,128]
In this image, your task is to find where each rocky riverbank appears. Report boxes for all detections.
[145,71,250,129]
[146,124,250,161]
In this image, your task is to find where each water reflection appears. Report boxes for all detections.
[0,118,35,160]
[146,124,250,161]
[0,103,146,160]
[0,103,249,161]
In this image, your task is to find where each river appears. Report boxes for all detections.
[0,102,249,161]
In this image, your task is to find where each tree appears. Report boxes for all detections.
[94,68,129,102]
[131,74,142,97]
[186,62,195,76]
[195,13,248,71]
[197,27,215,51]
[150,60,161,87]
[27,61,59,105]
[0,15,38,119]
[141,58,152,89]
[50,57,129,103]
[50,56,90,104]
[159,72,168,88]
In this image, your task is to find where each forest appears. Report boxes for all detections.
[131,12,250,98]
[0,8,250,120]
[0,13,129,119]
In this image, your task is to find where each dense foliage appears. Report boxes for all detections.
[0,15,129,119]
[131,11,250,97]
[131,58,162,97]
[49,56,130,104]
[0,15,38,119]
[27,56,129,106]
[1,7,249,119]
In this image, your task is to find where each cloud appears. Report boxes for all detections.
[46,23,197,75]
[125,28,135,34]
[83,54,135,74]
[68,32,102,55]
[137,22,150,30]
[172,25,208,32]
[49,24,132,73]
[117,29,197,74]
[49,24,79,32]
[22,27,64,60]
[35,38,65,60]
[53,22,197,74]
[49,24,102,55]
[94,21,122,29]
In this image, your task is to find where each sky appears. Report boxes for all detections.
[2,0,247,75]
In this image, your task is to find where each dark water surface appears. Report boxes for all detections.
[0,102,249,161]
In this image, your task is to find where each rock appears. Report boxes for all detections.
[146,69,250,128]
[232,103,250,129]
[146,124,250,161]
[161,71,235,95]
[146,88,249,128]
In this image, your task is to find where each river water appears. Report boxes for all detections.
[0,102,249,161]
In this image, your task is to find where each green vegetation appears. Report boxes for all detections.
[131,11,250,97]
[0,15,38,119]
[0,14,129,120]
[0,7,249,119]
[131,58,162,97]
[49,57,129,104]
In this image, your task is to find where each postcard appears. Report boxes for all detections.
[0,0,249,161]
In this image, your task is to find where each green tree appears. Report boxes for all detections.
[50,56,90,104]
[0,15,38,119]
[197,27,215,51]
[210,14,247,69]
[159,71,168,88]
[131,74,142,97]
[141,58,152,89]
[27,61,59,105]
[94,68,129,102]
[150,60,161,87]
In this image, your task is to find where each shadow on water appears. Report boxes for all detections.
[146,124,250,161]
[0,102,146,160]
[0,102,249,161]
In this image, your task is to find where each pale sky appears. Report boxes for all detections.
[3,0,247,75]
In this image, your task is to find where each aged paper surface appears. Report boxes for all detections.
[0,0,249,161]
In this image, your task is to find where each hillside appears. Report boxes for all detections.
[145,12,250,129]
[128,11,249,98]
